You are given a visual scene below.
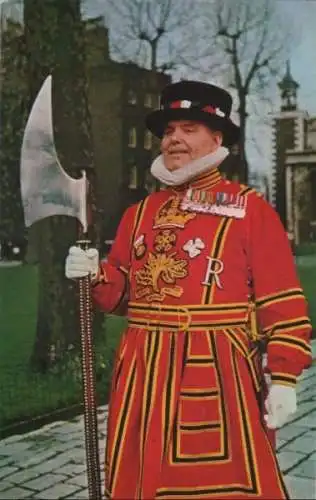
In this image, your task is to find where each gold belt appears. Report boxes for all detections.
[127,302,249,332]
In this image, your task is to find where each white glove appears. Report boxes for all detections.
[65,246,99,279]
[264,385,297,429]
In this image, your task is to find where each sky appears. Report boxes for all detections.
[277,0,316,114]
[0,0,315,177]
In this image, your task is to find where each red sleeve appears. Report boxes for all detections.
[91,205,136,313]
[247,194,312,386]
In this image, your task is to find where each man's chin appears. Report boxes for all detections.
[164,153,191,172]
[165,164,183,172]
[165,160,187,172]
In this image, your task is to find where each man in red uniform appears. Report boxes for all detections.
[65,81,312,499]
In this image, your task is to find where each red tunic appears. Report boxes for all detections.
[92,168,312,499]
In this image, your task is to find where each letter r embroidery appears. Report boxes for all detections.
[202,257,224,289]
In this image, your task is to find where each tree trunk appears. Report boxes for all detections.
[0,15,28,254]
[237,92,249,184]
[150,38,158,71]
[24,0,102,371]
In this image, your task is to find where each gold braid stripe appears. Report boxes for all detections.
[202,217,233,304]
[256,288,305,309]
[130,197,149,258]
[268,334,311,355]
[270,372,297,387]
[109,358,137,494]
[262,317,311,336]
[128,302,249,312]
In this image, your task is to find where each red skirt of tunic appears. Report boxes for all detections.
[104,327,288,499]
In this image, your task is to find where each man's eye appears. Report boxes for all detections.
[164,128,173,136]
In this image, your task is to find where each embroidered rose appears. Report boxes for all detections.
[154,229,177,253]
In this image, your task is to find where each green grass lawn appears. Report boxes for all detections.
[0,255,315,431]
[0,264,125,429]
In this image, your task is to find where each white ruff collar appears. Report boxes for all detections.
[150,147,229,186]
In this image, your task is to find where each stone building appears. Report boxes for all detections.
[271,62,316,245]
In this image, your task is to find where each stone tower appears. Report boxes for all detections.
[270,61,306,228]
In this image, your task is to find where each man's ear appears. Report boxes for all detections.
[213,131,224,147]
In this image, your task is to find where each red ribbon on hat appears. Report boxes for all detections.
[168,101,218,115]
[169,101,184,109]
[202,105,216,114]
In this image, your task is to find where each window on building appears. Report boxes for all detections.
[307,120,316,150]
[278,119,295,150]
[144,130,152,150]
[128,89,137,105]
[129,165,138,189]
[144,93,153,108]
[230,144,239,156]
[311,170,316,220]
[128,127,137,148]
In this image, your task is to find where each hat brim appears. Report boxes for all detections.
[146,108,240,148]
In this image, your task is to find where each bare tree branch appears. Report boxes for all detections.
[193,0,292,181]
[104,0,203,72]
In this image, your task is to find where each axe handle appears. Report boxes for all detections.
[78,239,102,500]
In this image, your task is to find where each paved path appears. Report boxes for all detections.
[1,344,316,499]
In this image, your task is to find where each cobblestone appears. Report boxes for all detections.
[33,483,81,499]
[293,459,316,479]
[0,486,34,499]
[23,472,68,491]
[0,466,19,480]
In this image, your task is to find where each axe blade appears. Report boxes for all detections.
[20,75,88,231]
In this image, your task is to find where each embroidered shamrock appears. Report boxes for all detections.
[182,238,205,258]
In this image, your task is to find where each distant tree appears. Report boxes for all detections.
[104,0,290,183]
[0,15,27,254]
[195,0,290,182]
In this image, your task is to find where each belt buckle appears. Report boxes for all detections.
[178,307,191,331]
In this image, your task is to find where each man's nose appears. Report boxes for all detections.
[169,130,181,142]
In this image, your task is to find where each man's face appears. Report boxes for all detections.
[161,120,223,172]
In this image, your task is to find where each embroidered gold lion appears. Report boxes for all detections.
[135,251,188,302]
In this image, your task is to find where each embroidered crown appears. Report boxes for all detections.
[153,197,195,229]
